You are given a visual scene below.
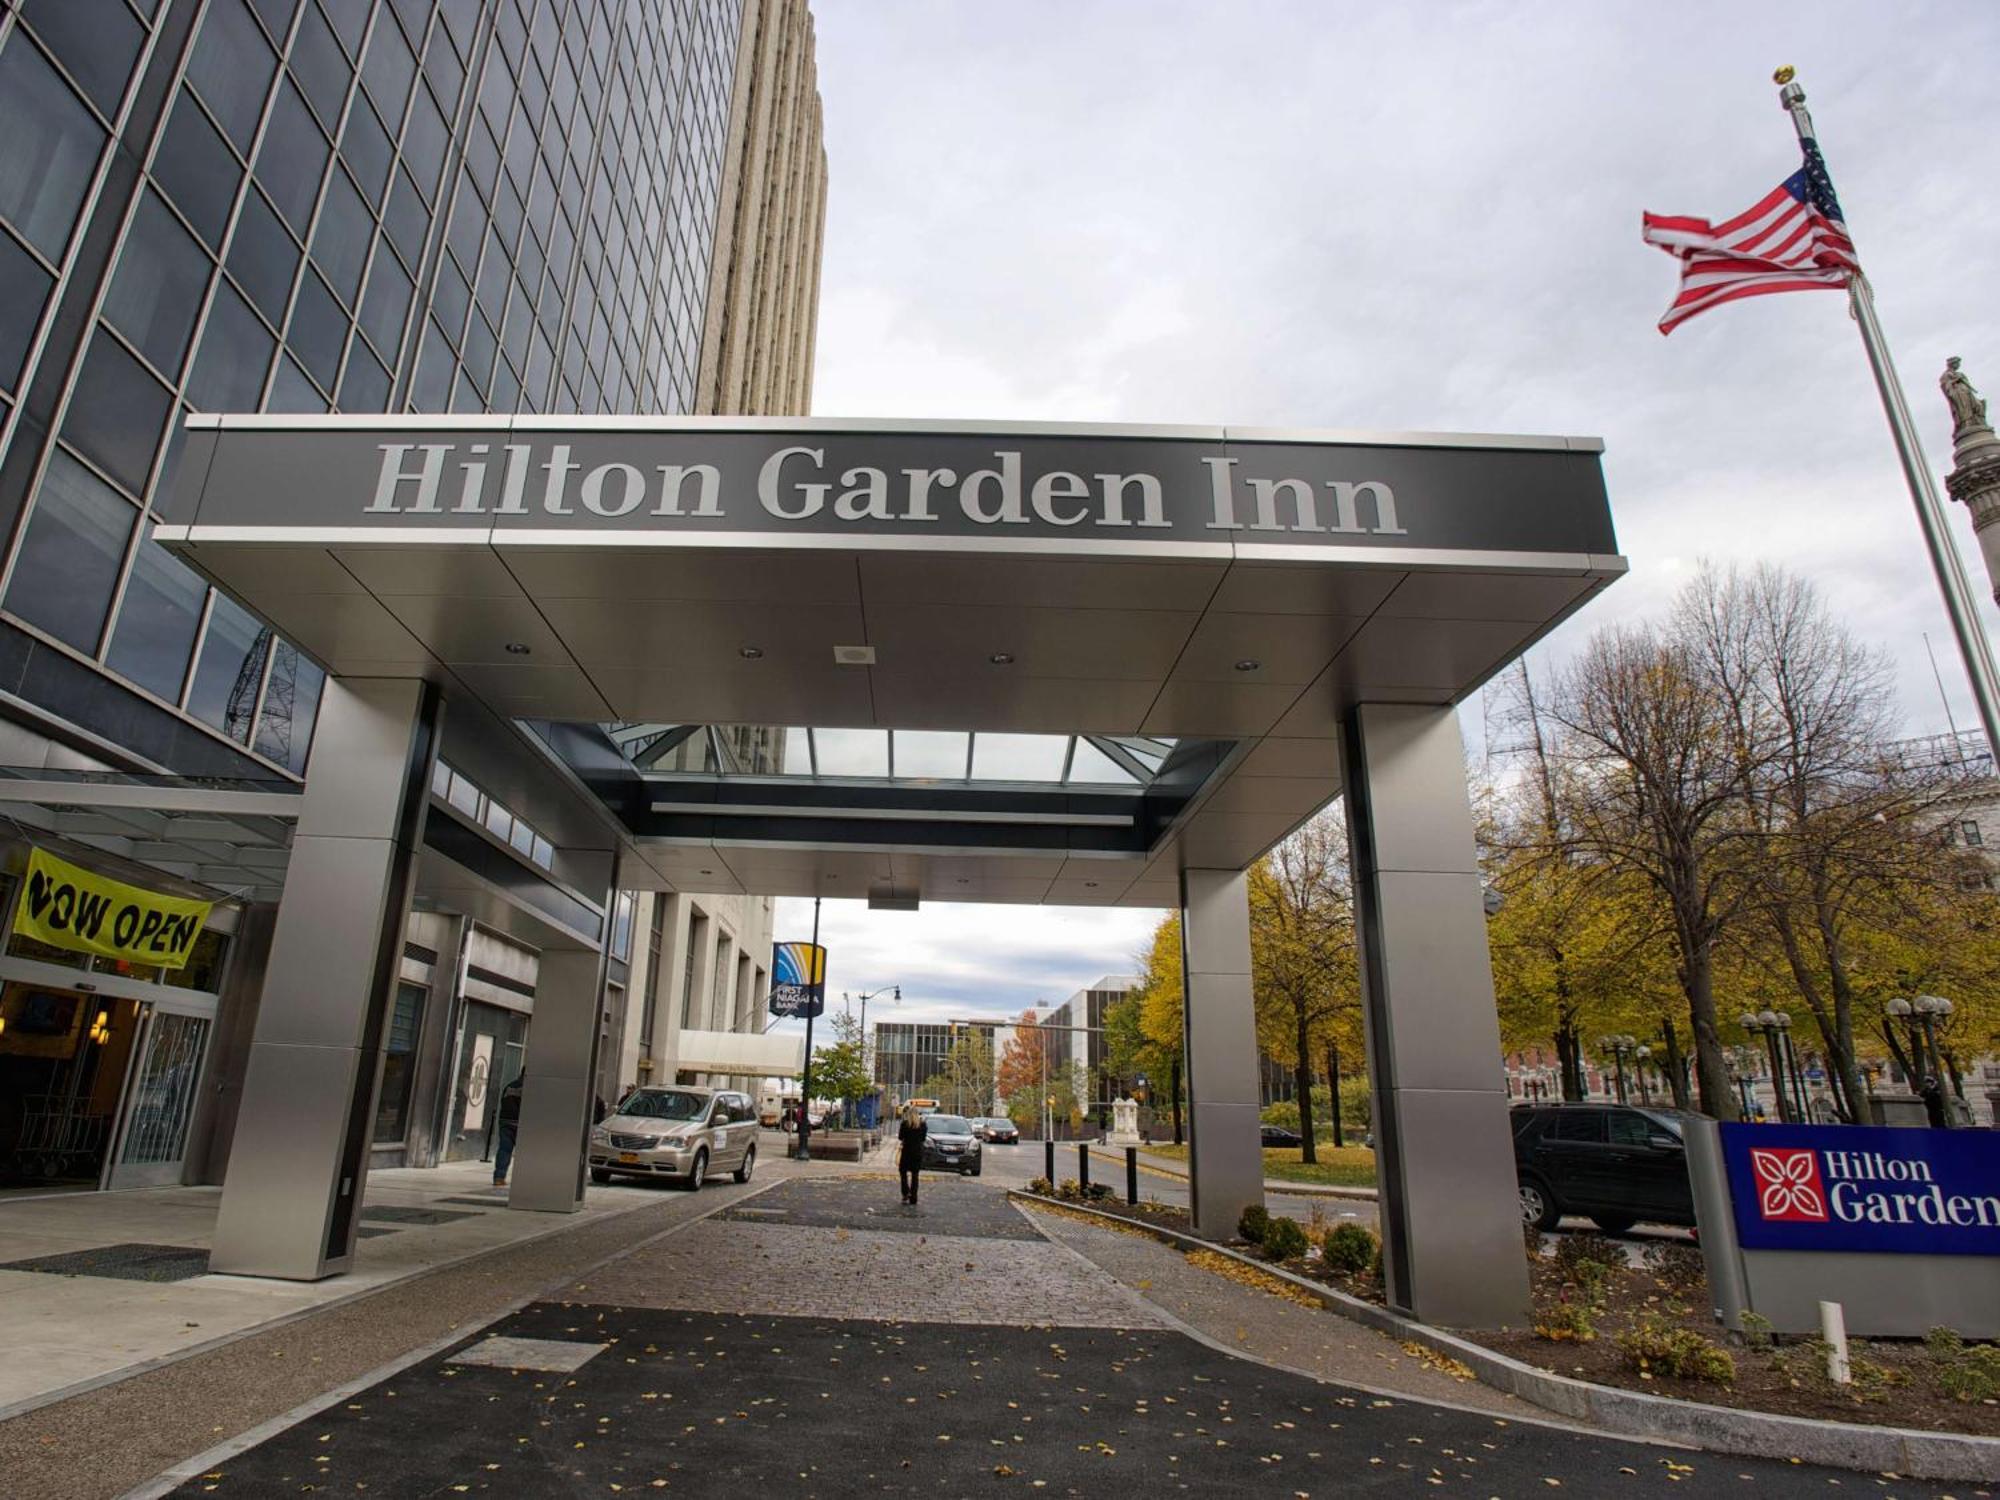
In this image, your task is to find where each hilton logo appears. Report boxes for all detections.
[1749,1148,1828,1222]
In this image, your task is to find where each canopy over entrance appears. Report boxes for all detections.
[161,416,1621,905]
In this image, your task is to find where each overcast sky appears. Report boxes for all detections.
[773,0,2000,1039]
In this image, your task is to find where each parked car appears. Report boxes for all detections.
[919,1113,983,1175]
[1259,1124,1304,1148]
[589,1086,760,1190]
[975,1117,1019,1144]
[1510,1102,1695,1234]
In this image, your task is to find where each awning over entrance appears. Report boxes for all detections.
[667,1027,806,1078]
[158,416,1623,905]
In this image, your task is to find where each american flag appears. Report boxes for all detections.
[1642,139,1860,335]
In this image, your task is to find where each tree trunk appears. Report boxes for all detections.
[1293,1008,1317,1163]
[1169,1053,1184,1146]
[1810,893,1872,1130]
[1658,1018,1691,1109]
[1678,933,1739,1120]
[1554,1024,1585,1101]
[1325,1037,1344,1148]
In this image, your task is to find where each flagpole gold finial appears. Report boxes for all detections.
[1773,65,1796,85]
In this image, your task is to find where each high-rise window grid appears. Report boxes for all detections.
[0,0,741,783]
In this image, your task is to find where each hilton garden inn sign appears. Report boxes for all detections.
[164,418,1616,559]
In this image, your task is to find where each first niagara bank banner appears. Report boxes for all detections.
[767,941,827,1020]
[1721,1122,2000,1257]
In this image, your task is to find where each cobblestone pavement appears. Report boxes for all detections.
[714,1173,1043,1239]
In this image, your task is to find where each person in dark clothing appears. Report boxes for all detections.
[897,1105,927,1205]
[493,1070,524,1186]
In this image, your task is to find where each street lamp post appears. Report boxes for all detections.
[1888,994,1957,1127]
[1600,1035,1636,1104]
[1740,1011,1793,1123]
[1634,1044,1653,1107]
[1728,1047,1759,1119]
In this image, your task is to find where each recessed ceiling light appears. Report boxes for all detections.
[699,869,713,876]
[504,642,532,655]
[1233,658,1261,672]
[1084,881,1099,889]
[988,652,1015,665]
[956,877,969,884]
[739,646,764,659]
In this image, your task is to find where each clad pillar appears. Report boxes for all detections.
[1342,703,1529,1327]
[211,678,441,1280]
[509,947,608,1212]
[1179,868,1265,1239]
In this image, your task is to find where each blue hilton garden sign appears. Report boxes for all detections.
[1720,1122,2000,1257]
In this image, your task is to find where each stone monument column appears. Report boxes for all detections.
[1942,357,2000,607]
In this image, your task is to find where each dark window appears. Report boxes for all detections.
[340,98,394,207]
[0,34,105,261]
[382,166,430,264]
[107,533,209,701]
[23,0,143,117]
[226,188,300,324]
[288,0,351,128]
[4,449,135,651]
[256,81,329,234]
[265,353,326,412]
[320,0,366,55]
[152,92,242,250]
[104,191,213,380]
[249,0,300,41]
[371,981,427,1143]
[253,637,324,771]
[424,25,464,115]
[1607,1111,1653,1147]
[187,592,271,742]
[1552,1110,1605,1144]
[431,254,470,338]
[1963,820,1984,848]
[461,309,495,387]
[63,331,170,495]
[310,167,371,305]
[357,246,411,357]
[285,268,347,388]
[186,0,277,153]
[187,282,275,411]
[0,230,52,392]
[338,338,391,412]
[400,86,449,199]
[410,316,452,411]
[361,15,416,126]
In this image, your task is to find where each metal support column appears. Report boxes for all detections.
[1343,703,1529,1328]
[1179,867,1264,1239]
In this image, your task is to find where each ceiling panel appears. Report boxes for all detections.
[1168,612,1366,686]
[248,593,430,672]
[1205,561,1405,617]
[1328,615,1543,696]
[336,544,526,597]
[1374,570,1598,622]
[869,674,1159,734]
[498,545,862,604]
[1193,774,1339,817]
[859,553,1225,611]
[447,662,611,721]
[539,599,867,670]
[379,594,576,666]
[1140,678,1305,738]
[1235,736,1342,778]
[864,604,1197,682]
[592,666,875,725]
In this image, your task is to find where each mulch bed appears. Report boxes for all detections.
[1475,1238,2000,1437]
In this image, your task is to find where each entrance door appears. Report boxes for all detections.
[0,984,142,1190]
[445,1001,527,1162]
[106,1004,212,1189]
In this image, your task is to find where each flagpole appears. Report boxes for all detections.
[1775,70,2000,756]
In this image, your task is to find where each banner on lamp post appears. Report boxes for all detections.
[768,941,827,1020]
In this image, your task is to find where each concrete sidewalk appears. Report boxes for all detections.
[0,1157,698,1416]
[1083,1142,1380,1200]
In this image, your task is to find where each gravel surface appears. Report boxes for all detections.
[0,1175,776,1500]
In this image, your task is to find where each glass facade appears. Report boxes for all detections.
[0,0,743,780]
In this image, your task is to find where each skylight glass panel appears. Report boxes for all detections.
[970,733,1068,782]
[1066,739,1139,784]
[812,728,889,777]
[780,728,813,775]
[891,730,969,779]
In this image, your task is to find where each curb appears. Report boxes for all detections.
[1008,1189,2000,1484]
[1083,1146,1380,1201]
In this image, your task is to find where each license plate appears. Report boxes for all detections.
[618,1152,640,1164]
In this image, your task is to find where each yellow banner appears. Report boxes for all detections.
[15,848,212,971]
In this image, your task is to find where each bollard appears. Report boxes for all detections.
[1820,1300,1851,1385]
[1078,1141,1090,1192]
[1126,1146,1138,1206]
[1044,1138,1055,1183]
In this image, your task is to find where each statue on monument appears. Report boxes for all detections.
[1942,356,1989,434]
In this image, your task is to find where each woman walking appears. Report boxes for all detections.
[897,1104,927,1205]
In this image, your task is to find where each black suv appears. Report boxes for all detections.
[1510,1103,1695,1234]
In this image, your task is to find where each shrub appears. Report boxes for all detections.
[1026,1177,1054,1197]
[1640,1241,1706,1296]
[1239,1204,1272,1243]
[1926,1327,2000,1403]
[1552,1232,1625,1278]
[1322,1222,1377,1276]
[1261,1215,1310,1262]
[1736,1310,1774,1351]
[1532,1299,1596,1343]
[1055,1178,1083,1202]
[1082,1182,1113,1202]
[1615,1315,1735,1384]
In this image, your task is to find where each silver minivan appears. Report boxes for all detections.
[589,1086,759,1189]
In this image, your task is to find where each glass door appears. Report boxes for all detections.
[106,1005,212,1189]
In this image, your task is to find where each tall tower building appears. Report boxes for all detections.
[0,0,825,1194]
